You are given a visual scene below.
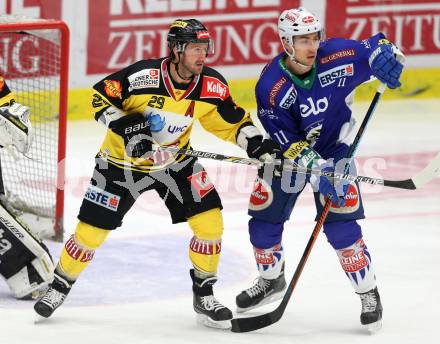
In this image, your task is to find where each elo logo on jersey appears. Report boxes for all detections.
[200,76,229,100]
[280,85,297,109]
[318,64,354,87]
[84,185,120,212]
[128,69,160,91]
[300,97,328,118]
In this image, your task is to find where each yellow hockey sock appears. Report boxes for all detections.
[57,221,109,280]
[187,208,223,275]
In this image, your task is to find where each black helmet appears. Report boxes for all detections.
[167,19,214,57]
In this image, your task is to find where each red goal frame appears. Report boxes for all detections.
[0,19,69,241]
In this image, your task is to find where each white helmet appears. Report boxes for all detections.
[278,7,323,47]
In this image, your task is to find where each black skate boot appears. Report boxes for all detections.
[190,269,233,329]
[34,273,73,318]
[236,264,286,313]
[358,287,383,332]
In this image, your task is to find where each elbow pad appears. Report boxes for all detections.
[95,106,125,128]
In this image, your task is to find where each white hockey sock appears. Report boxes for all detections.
[253,244,284,280]
[336,238,376,293]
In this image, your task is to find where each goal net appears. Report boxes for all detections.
[0,15,69,241]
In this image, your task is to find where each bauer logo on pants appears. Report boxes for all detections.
[249,177,273,211]
[84,185,120,211]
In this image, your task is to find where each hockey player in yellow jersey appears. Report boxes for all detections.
[34,19,280,329]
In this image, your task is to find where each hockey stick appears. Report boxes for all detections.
[230,83,387,333]
[158,146,440,190]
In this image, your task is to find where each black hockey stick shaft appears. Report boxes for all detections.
[0,155,5,195]
[230,83,386,333]
[158,146,439,190]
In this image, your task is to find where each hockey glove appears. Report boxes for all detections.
[237,124,281,160]
[248,137,283,176]
[310,164,350,207]
[284,141,349,206]
[247,137,281,161]
[110,113,153,158]
[369,44,404,89]
[0,103,33,154]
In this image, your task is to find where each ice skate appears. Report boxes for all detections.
[34,274,73,318]
[358,287,383,333]
[190,269,232,329]
[236,266,286,313]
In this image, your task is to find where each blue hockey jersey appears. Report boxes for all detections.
[255,33,387,160]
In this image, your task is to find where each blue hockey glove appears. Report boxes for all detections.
[369,44,404,89]
[310,164,350,207]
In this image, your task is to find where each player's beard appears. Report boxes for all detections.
[180,57,204,78]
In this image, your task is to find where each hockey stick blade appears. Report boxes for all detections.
[231,310,282,333]
[382,151,440,190]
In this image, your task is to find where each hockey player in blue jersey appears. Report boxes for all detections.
[235,7,404,331]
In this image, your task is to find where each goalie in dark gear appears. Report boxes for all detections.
[0,77,55,299]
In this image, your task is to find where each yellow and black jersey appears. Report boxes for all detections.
[91,57,254,173]
[0,76,15,107]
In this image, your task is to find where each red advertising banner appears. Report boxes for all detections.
[0,0,62,79]
[2,0,61,19]
[87,0,297,75]
[326,0,440,55]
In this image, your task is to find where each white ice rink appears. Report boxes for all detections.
[1,99,439,344]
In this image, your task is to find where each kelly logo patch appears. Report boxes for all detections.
[318,64,354,87]
[128,69,160,91]
[84,185,120,211]
[200,76,229,100]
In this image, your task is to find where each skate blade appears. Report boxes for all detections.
[363,319,383,333]
[196,314,231,330]
[236,289,285,313]
[34,314,49,324]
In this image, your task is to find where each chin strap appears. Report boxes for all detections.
[283,45,313,69]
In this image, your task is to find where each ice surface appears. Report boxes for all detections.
[1,100,439,344]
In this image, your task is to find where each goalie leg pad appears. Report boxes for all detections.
[0,202,54,298]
